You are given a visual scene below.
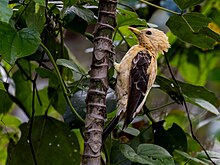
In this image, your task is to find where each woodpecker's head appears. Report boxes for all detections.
[128,27,170,54]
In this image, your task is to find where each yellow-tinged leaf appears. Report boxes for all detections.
[208,22,220,35]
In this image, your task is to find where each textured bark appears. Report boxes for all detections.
[82,0,117,165]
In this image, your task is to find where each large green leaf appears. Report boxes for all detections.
[56,58,86,81]
[0,23,41,64]
[178,80,219,107]
[116,8,147,27]
[12,68,32,116]
[182,12,211,32]
[174,150,208,165]
[36,68,66,115]
[156,76,219,115]
[196,151,220,164]
[156,76,184,104]
[185,97,219,115]
[7,116,80,165]
[173,0,204,10]
[24,2,46,33]
[120,144,174,165]
[63,6,94,23]
[166,13,219,49]
[0,0,13,23]
[0,89,13,114]
[153,122,187,154]
[208,67,220,81]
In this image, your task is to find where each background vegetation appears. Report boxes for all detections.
[0,0,220,164]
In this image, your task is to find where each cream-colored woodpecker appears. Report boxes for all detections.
[103,27,170,140]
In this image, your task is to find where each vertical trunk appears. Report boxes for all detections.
[82,0,117,165]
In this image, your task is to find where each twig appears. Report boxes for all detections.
[148,101,176,112]
[139,0,181,15]
[143,106,156,123]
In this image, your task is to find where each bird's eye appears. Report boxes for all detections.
[146,31,152,35]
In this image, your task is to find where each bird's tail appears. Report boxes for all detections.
[102,115,120,143]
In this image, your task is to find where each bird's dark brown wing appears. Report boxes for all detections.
[123,50,152,128]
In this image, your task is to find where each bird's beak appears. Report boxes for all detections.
[128,27,141,36]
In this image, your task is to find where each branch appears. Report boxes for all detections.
[40,43,84,124]
[139,0,181,15]
[82,0,117,164]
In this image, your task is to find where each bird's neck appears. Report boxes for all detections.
[140,46,158,57]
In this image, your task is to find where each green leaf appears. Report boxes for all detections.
[63,16,88,34]
[111,140,130,164]
[182,13,211,32]
[178,80,219,107]
[166,13,218,49]
[7,116,80,165]
[185,97,219,115]
[63,90,86,128]
[0,23,41,64]
[63,6,94,23]
[196,151,220,164]
[156,76,219,114]
[14,28,41,59]
[120,144,174,165]
[122,127,140,136]
[13,61,57,116]
[57,58,85,81]
[114,26,138,47]
[174,150,208,165]
[12,65,32,116]
[0,133,9,165]
[153,122,187,154]
[48,87,67,115]
[164,110,188,130]
[208,67,220,81]
[0,82,6,91]
[0,89,13,114]
[35,67,56,79]
[0,114,21,127]
[156,76,184,104]
[117,8,147,27]
[0,0,13,23]
[137,144,174,163]
[34,0,45,6]
[25,2,46,33]
[56,59,85,75]
[173,0,204,10]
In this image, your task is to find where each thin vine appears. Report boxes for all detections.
[40,43,84,124]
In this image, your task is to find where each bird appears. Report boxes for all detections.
[103,27,170,141]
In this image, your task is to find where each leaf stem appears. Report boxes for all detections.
[40,43,84,124]
[139,0,181,15]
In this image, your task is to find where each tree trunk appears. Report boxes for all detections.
[82,0,117,165]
